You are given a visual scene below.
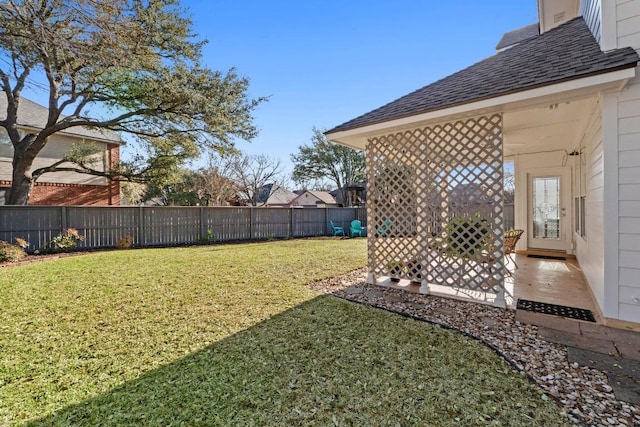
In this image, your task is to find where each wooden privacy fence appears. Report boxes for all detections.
[0,206,367,252]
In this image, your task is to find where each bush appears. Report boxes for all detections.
[47,228,84,253]
[196,229,215,245]
[445,214,489,258]
[115,235,134,249]
[0,238,29,263]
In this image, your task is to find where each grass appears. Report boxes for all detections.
[0,238,572,426]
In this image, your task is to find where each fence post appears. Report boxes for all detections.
[139,206,146,247]
[61,206,67,230]
[200,206,206,240]
[324,207,329,236]
[249,207,254,239]
[289,208,294,238]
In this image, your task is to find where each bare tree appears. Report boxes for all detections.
[227,153,285,206]
[197,156,238,206]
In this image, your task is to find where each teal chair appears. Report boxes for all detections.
[350,220,363,237]
[329,220,345,236]
[377,220,392,236]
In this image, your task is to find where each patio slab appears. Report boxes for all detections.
[537,326,618,355]
[514,310,581,333]
[567,347,640,405]
[517,308,640,404]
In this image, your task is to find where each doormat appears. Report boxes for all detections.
[517,299,596,322]
[527,254,566,260]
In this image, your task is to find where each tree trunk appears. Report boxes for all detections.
[7,150,36,205]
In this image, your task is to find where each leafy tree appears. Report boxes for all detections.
[142,168,204,206]
[0,0,265,205]
[291,128,366,206]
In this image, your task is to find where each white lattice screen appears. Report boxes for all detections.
[366,114,505,298]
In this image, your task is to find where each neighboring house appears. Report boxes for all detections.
[326,0,640,324]
[290,190,338,207]
[0,97,122,205]
[256,183,298,207]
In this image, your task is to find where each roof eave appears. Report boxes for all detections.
[15,123,124,145]
[326,66,636,149]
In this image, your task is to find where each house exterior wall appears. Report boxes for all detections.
[0,133,108,185]
[575,97,606,310]
[616,0,640,322]
[599,0,640,322]
[0,134,120,206]
[580,0,602,44]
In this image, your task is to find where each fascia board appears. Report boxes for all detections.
[326,67,636,149]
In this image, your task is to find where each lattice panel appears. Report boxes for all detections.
[367,114,504,294]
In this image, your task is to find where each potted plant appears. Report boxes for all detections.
[407,259,422,285]
[386,260,404,282]
[445,214,489,258]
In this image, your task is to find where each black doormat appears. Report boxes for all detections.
[527,254,566,260]
[517,299,596,322]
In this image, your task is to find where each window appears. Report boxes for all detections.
[0,188,8,205]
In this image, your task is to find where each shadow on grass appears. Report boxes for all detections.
[26,296,570,426]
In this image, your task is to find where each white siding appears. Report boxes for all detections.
[613,0,640,322]
[0,133,108,186]
[575,97,605,310]
[581,0,602,43]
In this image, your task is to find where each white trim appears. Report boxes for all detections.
[600,0,618,52]
[14,123,123,145]
[326,69,636,148]
[601,91,619,318]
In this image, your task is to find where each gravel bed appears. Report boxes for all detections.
[308,268,640,427]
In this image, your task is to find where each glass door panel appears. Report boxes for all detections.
[532,177,560,240]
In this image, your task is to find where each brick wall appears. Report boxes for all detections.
[0,143,121,206]
[0,181,119,205]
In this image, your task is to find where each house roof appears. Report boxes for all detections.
[290,190,336,206]
[326,18,639,135]
[301,190,336,205]
[257,184,297,206]
[496,23,539,50]
[0,97,123,144]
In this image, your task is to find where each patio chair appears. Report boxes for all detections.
[328,220,345,236]
[503,229,524,270]
[377,220,392,236]
[350,219,364,237]
[476,228,524,279]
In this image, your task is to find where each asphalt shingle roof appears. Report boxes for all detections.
[327,18,639,134]
[496,23,540,50]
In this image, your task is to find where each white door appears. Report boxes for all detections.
[527,169,570,251]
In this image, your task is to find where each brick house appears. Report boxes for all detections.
[0,97,122,205]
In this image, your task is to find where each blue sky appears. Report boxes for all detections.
[22,1,537,178]
[178,0,537,176]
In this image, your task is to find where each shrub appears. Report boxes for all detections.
[0,239,29,263]
[196,229,215,245]
[115,235,134,249]
[47,228,84,253]
[445,214,489,258]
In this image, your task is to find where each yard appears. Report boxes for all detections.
[0,239,571,426]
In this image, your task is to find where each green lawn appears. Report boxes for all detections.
[0,239,571,426]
